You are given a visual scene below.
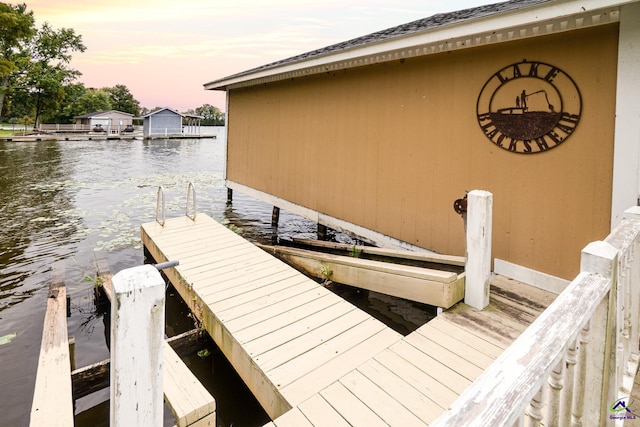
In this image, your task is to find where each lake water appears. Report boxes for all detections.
[0,136,434,426]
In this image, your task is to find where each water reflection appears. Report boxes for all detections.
[0,138,228,427]
[0,137,434,427]
[0,141,81,310]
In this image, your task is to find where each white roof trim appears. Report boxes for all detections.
[205,0,629,91]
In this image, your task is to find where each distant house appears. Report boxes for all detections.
[141,108,202,138]
[74,110,134,133]
[205,0,640,281]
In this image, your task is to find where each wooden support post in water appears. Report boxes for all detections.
[271,206,280,227]
[110,265,165,427]
[69,336,76,372]
[318,223,328,241]
[226,188,233,205]
[464,190,493,310]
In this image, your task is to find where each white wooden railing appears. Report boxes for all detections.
[432,206,640,427]
[39,124,142,133]
[40,124,91,131]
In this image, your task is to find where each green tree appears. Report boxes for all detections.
[104,84,140,116]
[0,2,35,120]
[24,22,85,127]
[2,9,85,127]
[195,104,225,126]
[52,82,87,123]
[71,88,112,115]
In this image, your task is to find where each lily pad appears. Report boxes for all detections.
[0,332,17,345]
[197,348,211,358]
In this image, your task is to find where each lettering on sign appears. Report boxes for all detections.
[476,60,582,154]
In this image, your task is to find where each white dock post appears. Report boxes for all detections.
[110,265,165,427]
[465,190,493,310]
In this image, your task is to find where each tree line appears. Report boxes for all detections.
[0,3,224,128]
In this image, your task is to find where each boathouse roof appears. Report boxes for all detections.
[74,110,134,119]
[204,0,623,91]
[140,107,203,119]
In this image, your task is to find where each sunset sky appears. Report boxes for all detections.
[25,0,489,112]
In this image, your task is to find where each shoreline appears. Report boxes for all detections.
[0,133,217,142]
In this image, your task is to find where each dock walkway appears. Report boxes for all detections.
[141,213,555,424]
[266,275,556,426]
[142,214,402,419]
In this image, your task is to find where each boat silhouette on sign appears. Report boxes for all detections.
[491,89,562,140]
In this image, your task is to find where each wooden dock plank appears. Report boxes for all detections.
[150,225,236,248]
[339,369,428,426]
[319,381,388,427]
[403,330,484,380]
[214,280,321,325]
[388,339,471,395]
[268,317,390,387]
[198,265,303,304]
[177,242,275,273]
[279,328,401,406]
[271,408,313,427]
[241,300,357,357]
[255,309,372,372]
[205,276,318,318]
[440,303,524,348]
[234,294,341,343]
[29,276,74,427]
[373,348,459,410]
[173,245,274,280]
[296,394,351,426]
[143,216,221,238]
[425,317,506,357]
[171,243,270,276]
[357,358,444,424]
[186,258,293,295]
[182,247,276,274]
[415,319,496,367]
[198,268,301,303]
[163,341,216,427]
[491,274,557,309]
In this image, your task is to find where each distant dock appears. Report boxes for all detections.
[0,133,216,142]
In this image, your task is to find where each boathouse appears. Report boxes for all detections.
[74,110,134,133]
[205,0,639,282]
[142,108,183,137]
[141,108,203,138]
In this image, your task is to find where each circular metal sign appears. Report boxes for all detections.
[476,60,582,154]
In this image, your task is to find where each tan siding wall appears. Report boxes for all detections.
[227,24,618,279]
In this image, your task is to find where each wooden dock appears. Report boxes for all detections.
[265,275,556,426]
[141,213,556,424]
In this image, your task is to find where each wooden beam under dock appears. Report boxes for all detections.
[258,244,465,308]
[30,263,74,427]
